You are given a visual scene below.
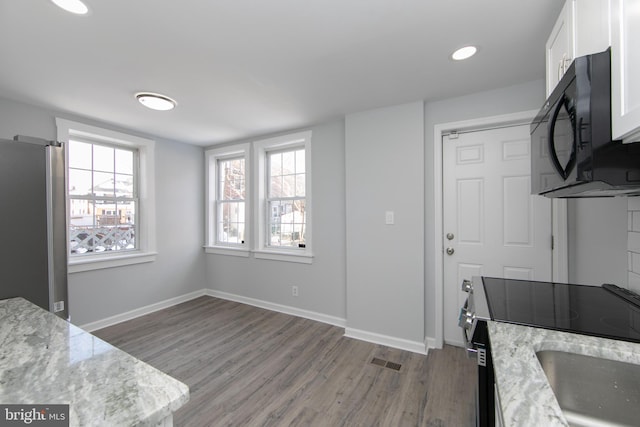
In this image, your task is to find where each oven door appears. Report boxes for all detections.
[459,279,495,427]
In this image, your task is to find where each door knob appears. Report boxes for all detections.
[446,247,455,255]
[446,233,454,240]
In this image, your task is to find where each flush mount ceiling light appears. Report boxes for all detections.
[50,0,89,15]
[451,45,478,61]
[135,93,177,111]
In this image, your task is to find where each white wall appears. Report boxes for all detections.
[0,97,206,325]
[568,198,628,286]
[205,120,347,321]
[345,102,425,348]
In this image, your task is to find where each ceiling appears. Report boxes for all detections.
[0,1,563,146]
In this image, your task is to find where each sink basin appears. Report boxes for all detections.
[536,350,640,427]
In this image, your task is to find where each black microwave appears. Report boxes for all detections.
[530,48,640,198]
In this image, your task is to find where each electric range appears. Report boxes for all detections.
[458,276,640,427]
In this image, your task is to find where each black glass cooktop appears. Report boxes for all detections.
[482,277,640,343]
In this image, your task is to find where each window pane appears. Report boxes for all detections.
[68,140,92,169]
[218,157,245,201]
[270,176,283,198]
[93,145,114,172]
[69,169,92,196]
[115,173,134,198]
[295,175,305,197]
[268,199,306,247]
[93,171,115,196]
[270,152,282,177]
[282,174,295,197]
[218,201,245,244]
[282,151,295,174]
[115,149,133,174]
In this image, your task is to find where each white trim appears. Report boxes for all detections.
[206,289,346,327]
[56,118,157,272]
[432,110,569,349]
[552,199,569,282]
[78,289,207,332]
[79,287,435,355]
[344,327,428,355]
[204,246,250,257]
[424,336,438,352]
[69,251,157,273]
[253,131,312,258]
[252,250,314,264]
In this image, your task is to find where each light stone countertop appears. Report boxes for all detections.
[488,321,640,426]
[0,297,189,426]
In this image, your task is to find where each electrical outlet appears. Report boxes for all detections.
[292,286,299,297]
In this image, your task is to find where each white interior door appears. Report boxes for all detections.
[443,125,552,345]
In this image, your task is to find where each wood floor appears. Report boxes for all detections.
[94,296,476,427]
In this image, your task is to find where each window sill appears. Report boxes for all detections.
[68,251,157,273]
[253,250,313,264]
[204,246,250,257]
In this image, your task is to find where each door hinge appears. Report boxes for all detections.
[551,235,554,250]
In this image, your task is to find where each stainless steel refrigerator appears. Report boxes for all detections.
[0,136,68,319]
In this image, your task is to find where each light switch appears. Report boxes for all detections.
[385,211,394,225]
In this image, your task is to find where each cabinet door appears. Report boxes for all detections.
[546,0,575,96]
[574,0,611,57]
[612,0,640,143]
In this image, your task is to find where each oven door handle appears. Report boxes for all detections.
[461,324,478,358]
[459,299,478,359]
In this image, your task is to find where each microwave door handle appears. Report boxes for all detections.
[547,95,576,180]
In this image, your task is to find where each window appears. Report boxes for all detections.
[254,131,312,263]
[266,148,306,248]
[68,140,137,255]
[56,119,156,272]
[205,131,312,263]
[205,144,250,257]
[217,156,246,245]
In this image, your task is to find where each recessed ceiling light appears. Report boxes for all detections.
[50,0,89,15]
[135,93,177,111]
[451,46,478,61]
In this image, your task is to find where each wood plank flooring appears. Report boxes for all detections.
[94,296,476,427]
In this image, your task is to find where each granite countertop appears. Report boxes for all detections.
[0,297,189,426]
[488,321,640,426]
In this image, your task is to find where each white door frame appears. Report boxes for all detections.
[432,110,568,349]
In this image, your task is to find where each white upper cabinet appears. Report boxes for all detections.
[574,0,611,56]
[546,0,611,97]
[611,0,640,143]
[546,1,575,97]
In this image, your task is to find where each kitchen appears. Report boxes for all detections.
[1,0,639,426]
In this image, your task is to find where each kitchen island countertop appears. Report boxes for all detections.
[488,321,640,426]
[0,297,189,426]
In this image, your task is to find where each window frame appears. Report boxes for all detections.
[254,131,312,263]
[204,143,251,257]
[56,118,156,273]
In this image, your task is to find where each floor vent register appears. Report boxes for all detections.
[370,357,402,371]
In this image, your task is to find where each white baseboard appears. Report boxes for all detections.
[79,289,207,332]
[344,327,428,355]
[79,288,433,357]
[205,289,347,328]
[424,336,438,352]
